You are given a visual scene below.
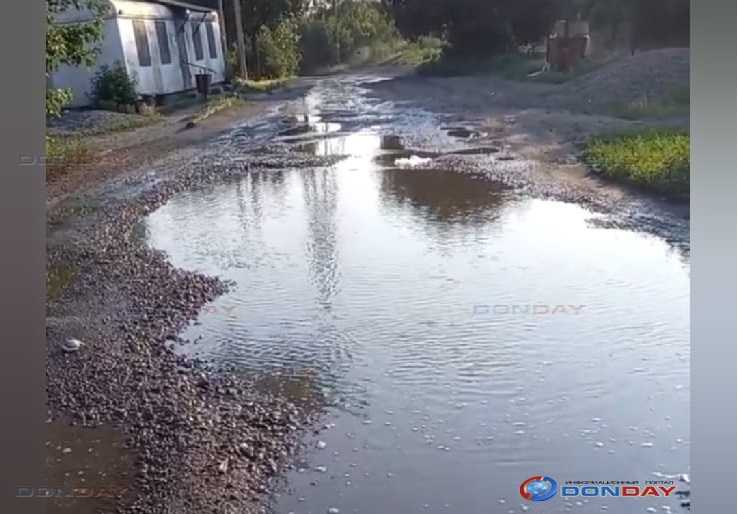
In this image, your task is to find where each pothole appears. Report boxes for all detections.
[446,127,485,139]
[293,134,408,157]
[373,150,439,167]
[446,147,501,156]
[279,120,342,137]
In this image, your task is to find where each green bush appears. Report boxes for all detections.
[583,130,690,196]
[299,1,400,71]
[396,36,445,66]
[299,19,338,73]
[46,135,93,180]
[46,88,73,118]
[89,61,138,107]
[331,1,399,58]
[254,18,301,80]
[273,18,301,76]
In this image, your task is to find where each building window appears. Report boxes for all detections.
[191,24,204,61]
[155,21,172,65]
[206,22,218,59]
[132,19,152,67]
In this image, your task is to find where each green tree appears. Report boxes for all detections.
[330,1,398,57]
[388,0,688,57]
[237,0,306,71]
[46,0,108,117]
[389,0,558,55]
[254,17,302,78]
[565,0,689,50]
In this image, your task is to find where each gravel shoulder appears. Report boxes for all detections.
[47,81,325,514]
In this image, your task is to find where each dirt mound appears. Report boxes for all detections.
[551,48,689,112]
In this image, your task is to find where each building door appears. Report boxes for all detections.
[173,14,192,89]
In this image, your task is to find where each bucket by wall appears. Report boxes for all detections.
[195,73,212,100]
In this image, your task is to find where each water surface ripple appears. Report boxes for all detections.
[144,79,689,514]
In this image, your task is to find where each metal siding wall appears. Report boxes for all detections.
[161,20,186,93]
[205,19,225,83]
[119,17,155,95]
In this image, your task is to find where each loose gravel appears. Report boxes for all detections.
[47,138,341,513]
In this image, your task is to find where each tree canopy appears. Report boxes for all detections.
[386,0,689,55]
[46,0,108,116]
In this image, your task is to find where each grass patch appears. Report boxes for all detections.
[583,130,689,197]
[95,113,162,134]
[235,77,292,94]
[191,94,246,124]
[46,135,94,181]
[47,262,78,302]
[46,112,161,180]
[394,36,445,66]
[608,87,690,120]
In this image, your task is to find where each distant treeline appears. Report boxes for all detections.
[383,0,689,54]
[217,0,689,78]
[221,1,399,78]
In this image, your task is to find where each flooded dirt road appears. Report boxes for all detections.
[141,74,689,514]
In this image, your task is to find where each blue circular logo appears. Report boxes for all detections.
[520,475,558,502]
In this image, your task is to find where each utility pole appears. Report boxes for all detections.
[332,0,340,63]
[217,0,231,80]
[232,0,248,79]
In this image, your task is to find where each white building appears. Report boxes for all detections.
[50,0,226,107]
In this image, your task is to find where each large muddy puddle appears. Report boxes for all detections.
[144,82,689,514]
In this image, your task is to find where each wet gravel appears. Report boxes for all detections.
[47,141,342,513]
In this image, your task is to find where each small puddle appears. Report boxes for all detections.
[289,127,501,163]
[446,146,501,156]
[446,127,484,139]
[39,421,135,513]
[373,150,438,168]
[296,133,409,158]
[279,116,342,137]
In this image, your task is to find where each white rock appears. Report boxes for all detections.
[63,338,84,353]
